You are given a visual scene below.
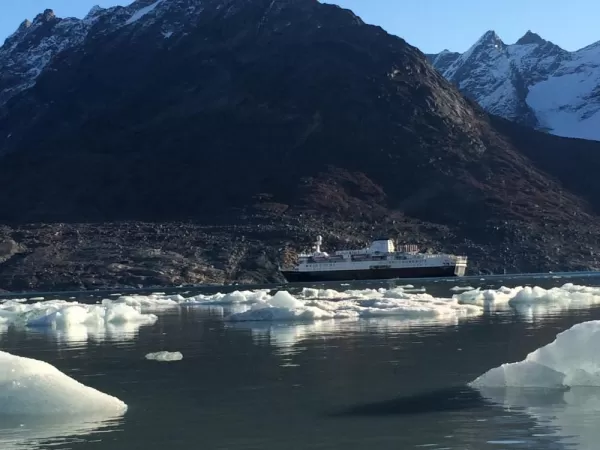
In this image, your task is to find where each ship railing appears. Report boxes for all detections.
[394,253,444,259]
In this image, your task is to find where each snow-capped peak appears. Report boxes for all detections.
[429,31,600,141]
[441,30,507,82]
[475,30,505,49]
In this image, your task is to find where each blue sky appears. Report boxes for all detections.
[1,0,598,53]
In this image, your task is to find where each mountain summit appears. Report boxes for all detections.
[1,0,600,289]
[428,30,600,140]
[515,30,547,46]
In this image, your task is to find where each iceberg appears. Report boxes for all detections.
[0,350,127,415]
[471,320,600,388]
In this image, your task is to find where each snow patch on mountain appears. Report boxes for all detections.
[429,30,600,141]
[126,0,164,25]
[528,71,600,141]
[0,12,91,106]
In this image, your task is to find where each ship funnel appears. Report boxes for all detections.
[314,235,323,253]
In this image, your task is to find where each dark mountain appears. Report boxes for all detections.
[1,0,600,290]
[428,30,600,140]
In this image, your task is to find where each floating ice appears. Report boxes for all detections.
[226,290,481,322]
[450,286,475,292]
[0,350,127,415]
[471,320,600,388]
[455,283,600,314]
[0,297,160,345]
[114,294,180,310]
[180,289,272,305]
[145,351,183,362]
[454,286,518,306]
[0,298,157,329]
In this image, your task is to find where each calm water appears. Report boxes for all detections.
[3,274,600,449]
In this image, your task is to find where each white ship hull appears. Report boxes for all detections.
[281,264,464,283]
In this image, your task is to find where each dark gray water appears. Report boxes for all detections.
[3,274,600,449]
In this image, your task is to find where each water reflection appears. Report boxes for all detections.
[37,322,147,346]
[227,316,465,356]
[228,320,347,355]
[478,386,600,448]
[0,414,124,450]
[0,321,155,347]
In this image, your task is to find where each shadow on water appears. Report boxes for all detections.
[330,386,492,417]
[332,385,572,418]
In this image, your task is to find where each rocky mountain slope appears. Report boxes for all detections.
[2,0,600,291]
[427,31,600,141]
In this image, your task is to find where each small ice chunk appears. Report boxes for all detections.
[145,351,183,362]
[450,286,475,292]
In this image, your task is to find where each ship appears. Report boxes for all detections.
[279,236,467,283]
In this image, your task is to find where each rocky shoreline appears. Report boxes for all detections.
[0,213,598,293]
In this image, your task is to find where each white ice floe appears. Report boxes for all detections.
[179,289,272,305]
[454,286,518,307]
[145,351,183,362]
[450,286,475,292]
[0,297,160,344]
[113,294,181,310]
[455,283,600,314]
[226,290,481,322]
[471,320,600,388]
[4,281,599,335]
[0,298,157,329]
[0,350,127,415]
